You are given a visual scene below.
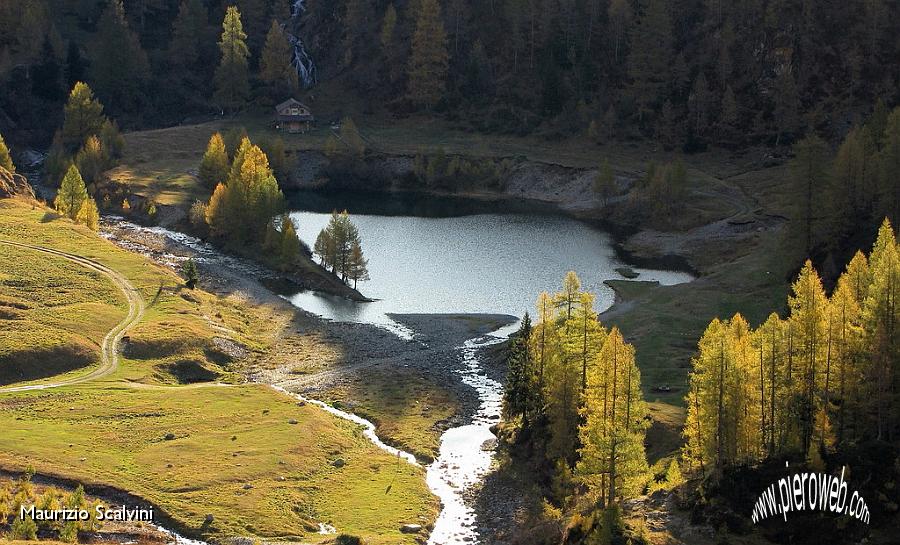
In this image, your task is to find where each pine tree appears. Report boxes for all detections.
[845,251,872,303]
[830,126,871,240]
[788,261,829,454]
[774,70,802,144]
[55,165,89,220]
[791,134,831,256]
[407,0,449,108]
[168,0,210,85]
[343,0,374,65]
[75,197,99,231]
[379,3,403,85]
[99,120,124,160]
[339,117,366,159]
[608,0,632,66]
[313,229,332,267]
[593,159,615,206]
[876,108,900,224]
[61,82,105,152]
[31,35,64,101]
[237,0,268,58]
[205,182,229,235]
[90,0,150,110]
[627,0,673,122]
[347,240,369,289]
[75,135,109,185]
[0,132,14,172]
[199,133,229,189]
[504,314,534,423]
[862,219,899,439]
[260,19,298,98]
[578,327,648,504]
[214,6,251,110]
[688,72,711,136]
[65,41,86,90]
[380,4,398,52]
[829,274,862,444]
[720,85,739,136]
[682,318,727,471]
[182,259,199,289]
[278,215,301,268]
[554,270,581,321]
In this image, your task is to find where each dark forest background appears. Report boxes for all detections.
[1,0,898,149]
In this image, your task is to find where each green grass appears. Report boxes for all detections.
[107,122,226,208]
[315,367,459,463]
[0,197,437,543]
[0,384,436,543]
[0,199,270,386]
[0,244,124,385]
[602,231,790,407]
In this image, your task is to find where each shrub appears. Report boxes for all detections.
[335,535,365,545]
[10,515,38,540]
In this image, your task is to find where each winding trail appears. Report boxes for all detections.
[0,240,146,393]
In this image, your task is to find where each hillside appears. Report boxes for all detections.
[0,195,437,544]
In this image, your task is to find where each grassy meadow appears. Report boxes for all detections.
[0,197,437,543]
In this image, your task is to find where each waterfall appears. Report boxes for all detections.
[288,0,316,88]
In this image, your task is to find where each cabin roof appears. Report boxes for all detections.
[276,98,309,112]
[275,98,314,122]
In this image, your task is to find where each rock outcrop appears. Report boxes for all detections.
[0,166,34,199]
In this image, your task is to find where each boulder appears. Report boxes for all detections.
[0,166,34,199]
[331,458,346,468]
[399,524,422,534]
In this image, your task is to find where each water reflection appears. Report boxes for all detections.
[286,200,693,325]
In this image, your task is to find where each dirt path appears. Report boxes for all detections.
[0,240,146,392]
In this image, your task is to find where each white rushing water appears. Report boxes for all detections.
[271,386,419,466]
[426,334,507,545]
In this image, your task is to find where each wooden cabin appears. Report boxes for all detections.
[274,98,314,133]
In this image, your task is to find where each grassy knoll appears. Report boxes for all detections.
[0,198,272,386]
[0,243,124,385]
[106,122,226,208]
[0,197,437,543]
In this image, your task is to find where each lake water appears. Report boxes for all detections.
[286,190,693,331]
[281,190,694,545]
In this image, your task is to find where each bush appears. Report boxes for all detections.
[182,259,199,289]
[10,515,38,540]
[189,200,208,232]
[335,535,365,545]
